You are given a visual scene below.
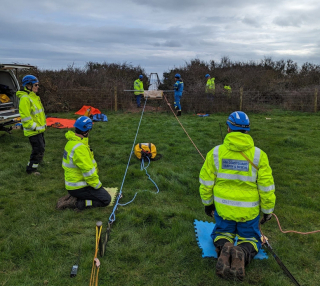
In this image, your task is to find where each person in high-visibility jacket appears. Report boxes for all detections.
[199,111,275,281]
[57,116,111,210]
[16,75,46,175]
[134,75,144,108]
[174,73,184,116]
[224,85,232,96]
[205,74,215,94]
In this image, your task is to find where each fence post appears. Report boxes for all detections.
[239,87,243,111]
[114,86,117,112]
[314,88,318,113]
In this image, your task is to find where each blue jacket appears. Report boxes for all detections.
[174,80,184,96]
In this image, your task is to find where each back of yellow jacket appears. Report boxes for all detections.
[199,132,275,222]
[205,78,215,93]
[62,131,102,191]
[134,79,144,95]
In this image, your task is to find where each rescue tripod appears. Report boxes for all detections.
[124,72,177,111]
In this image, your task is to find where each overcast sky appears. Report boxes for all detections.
[2,0,320,77]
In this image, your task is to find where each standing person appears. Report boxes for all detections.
[57,116,111,210]
[205,74,215,94]
[224,84,232,96]
[174,73,184,116]
[16,75,46,175]
[134,75,144,108]
[199,111,276,281]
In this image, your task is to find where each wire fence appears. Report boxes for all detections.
[41,86,320,114]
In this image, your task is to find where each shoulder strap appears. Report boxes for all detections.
[240,151,259,170]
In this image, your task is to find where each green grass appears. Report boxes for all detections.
[1,109,320,286]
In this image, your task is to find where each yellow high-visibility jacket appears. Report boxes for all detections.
[62,131,102,191]
[224,85,232,95]
[199,132,276,222]
[16,88,46,137]
[134,79,144,95]
[205,78,215,93]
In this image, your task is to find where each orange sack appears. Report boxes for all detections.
[75,106,101,116]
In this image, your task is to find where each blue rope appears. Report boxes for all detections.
[108,98,160,223]
[118,156,160,206]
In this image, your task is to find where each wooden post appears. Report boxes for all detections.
[314,88,318,113]
[114,86,117,112]
[239,87,243,111]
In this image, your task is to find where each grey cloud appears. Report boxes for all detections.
[2,0,320,77]
[242,16,262,28]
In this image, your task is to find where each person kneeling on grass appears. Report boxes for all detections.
[199,111,276,281]
[56,116,111,210]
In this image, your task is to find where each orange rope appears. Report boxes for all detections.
[260,213,320,245]
[272,213,320,235]
[90,224,102,286]
[164,95,205,161]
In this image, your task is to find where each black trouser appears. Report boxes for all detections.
[214,239,257,266]
[27,133,45,173]
[68,186,111,210]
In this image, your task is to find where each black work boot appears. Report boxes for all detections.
[177,110,181,116]
[216,242,233,279]
[229,246,246,281]
[56,195,77,210]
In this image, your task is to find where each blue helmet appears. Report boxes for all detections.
[139,75,143,79]
[175,73,181,79]
[74,116,93,132]
[22,75,39,87]
[226,111,250,131]
[205,74,210,78]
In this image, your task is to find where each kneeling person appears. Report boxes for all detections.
[199,111,276,281]
[58,116,111,210]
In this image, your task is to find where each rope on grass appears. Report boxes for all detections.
[108,97,150,224]
[163,95,205,161]
[90,222,102,286]
[118,156,160,207]
[272,213,320,235]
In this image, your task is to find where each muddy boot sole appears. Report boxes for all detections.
[216,242,233,279]
[56,195,77,210]
[230,246,245,281]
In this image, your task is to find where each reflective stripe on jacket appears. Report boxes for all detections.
[62,131,102,191]
[134,79,144,95]
[16,88,46,137]
[205,78,215,93]
[174,80,184,96]
[199,132,276,222]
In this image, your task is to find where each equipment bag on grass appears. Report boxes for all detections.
[134,143,162,160]
[92,113,108,122]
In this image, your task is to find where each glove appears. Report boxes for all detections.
[205,204,215,217]
[260,213,272,225]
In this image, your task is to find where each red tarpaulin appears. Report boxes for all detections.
[46,118,76,129]
[75,105,101,115]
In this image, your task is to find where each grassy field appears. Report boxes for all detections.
[1,109,320,286]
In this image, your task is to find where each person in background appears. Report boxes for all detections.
[224,83,232,97]
[134,75,144,108]
[205,74,215,94]
[16,75,46,175]
[174,73,184,116]
[57,116,111,210]
[199,111,276,281]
